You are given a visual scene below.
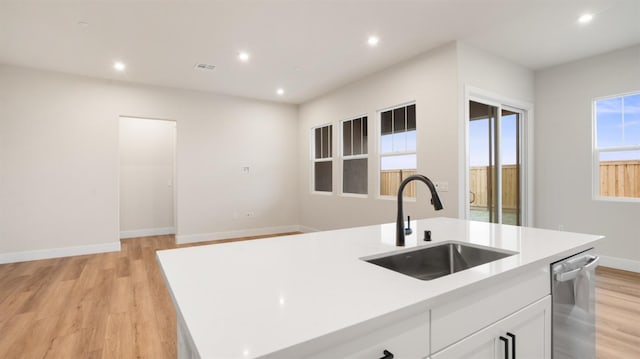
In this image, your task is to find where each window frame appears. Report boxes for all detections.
[377,101,417,201]
[340,115,369,198]
[592,90,640,202]
[311,123,334,194]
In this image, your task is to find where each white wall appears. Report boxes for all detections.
[4,42,635,268]
[119,117,176,237]
[296,42,536,231]
[0,65,299,262]
[297,43,460,230]
[456,42,535,222]
[457,43,535,104]
[535,45,640,270]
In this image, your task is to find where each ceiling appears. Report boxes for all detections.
[0,0,638,104]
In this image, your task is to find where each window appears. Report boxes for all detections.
[379,103,417,198]
[341,116,368,195]
[313,124,333,192]
[594,92,640,199]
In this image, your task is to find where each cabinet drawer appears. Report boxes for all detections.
[431,266,549,353]
[305,311,429,359]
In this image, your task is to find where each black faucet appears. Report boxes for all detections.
[396,174,443,246]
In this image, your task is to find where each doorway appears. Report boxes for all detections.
[467,100,525,225]
[119,116,176,238]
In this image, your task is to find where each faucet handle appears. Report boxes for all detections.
[405,216,413,235]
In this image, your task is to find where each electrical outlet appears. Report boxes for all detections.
[244,211,255,218]
[435,181,449,192]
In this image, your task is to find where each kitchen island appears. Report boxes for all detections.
[157,217,603,358]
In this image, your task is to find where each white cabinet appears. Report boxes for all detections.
[430,267,550,352]
[177,312,199,359]
[304,268,550,359]
[432,296,551,359]
[304,311,429,359]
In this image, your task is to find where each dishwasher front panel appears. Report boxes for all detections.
[551,251,599,359]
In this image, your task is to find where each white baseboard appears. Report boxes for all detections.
[0,241,121,264]
[597,255,640,273]
[176,225,314,245]
[0,224,317,264]
[297,225,320,233]
[120,227,176,239]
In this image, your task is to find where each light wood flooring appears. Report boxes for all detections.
[0,234,638,358]
[0,233,297,359]
[596,266,640,358]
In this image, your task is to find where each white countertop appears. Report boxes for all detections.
[156,217,603,358]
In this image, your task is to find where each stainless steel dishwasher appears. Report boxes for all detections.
[551,250,600,359]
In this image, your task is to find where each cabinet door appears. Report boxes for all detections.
[505,297,550,359]
[432,296,551,359]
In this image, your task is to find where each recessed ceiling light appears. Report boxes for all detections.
[113,61,126,71]
[276,88,284,96]
[367,36,379,47]
[578,13,594,24]
[238,52,250,62]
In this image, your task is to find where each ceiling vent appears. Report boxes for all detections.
[194,63,216,71]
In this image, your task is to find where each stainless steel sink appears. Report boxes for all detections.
[364,242,516,281]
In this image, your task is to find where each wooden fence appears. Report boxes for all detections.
[380,169,417,197]
[383,160,640,203]
[600,160,640,198]
[469,160,640,207]
[469,165,519,210]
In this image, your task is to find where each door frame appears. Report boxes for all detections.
[117,115,178,239]
[460,86,534,226]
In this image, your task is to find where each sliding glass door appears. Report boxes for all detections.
[468,100,523,225]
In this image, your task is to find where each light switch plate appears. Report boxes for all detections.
[435,181,449,192]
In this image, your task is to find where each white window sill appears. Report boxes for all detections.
[592,195,640,203]
[339,193,368,199]
[311,191,333,196]
[378,195,416,202]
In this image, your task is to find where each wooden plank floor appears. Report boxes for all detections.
[0,235,638,358]
[596,266,640,358]
[0,233,297,359]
